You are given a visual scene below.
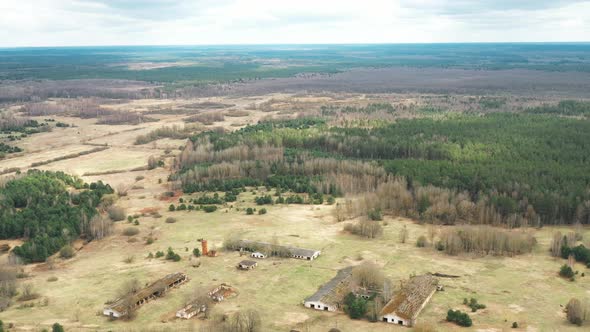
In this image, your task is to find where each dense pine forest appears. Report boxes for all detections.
[0,170,113,262]
[174,107,590,227]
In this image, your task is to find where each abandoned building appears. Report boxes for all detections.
[290,247,321,260]
[233,239,321,260]
[304,267,353,312]
[251,252,266,259]
[176,284,237,320]
[103,272,189,318]
[380,275,439,327]
[176,303,205,320]
[237,260,258,270]
[208,283,237,302]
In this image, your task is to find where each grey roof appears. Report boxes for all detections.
[238,260,257,266]
[288,247,320,257]
[305,267,353,304]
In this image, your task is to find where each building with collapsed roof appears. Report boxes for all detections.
[380,275,438,327]
[233,239,320,261]
[103,272,188,318]
[176,303,205,320]
[176,283,238,320]
[304,267,353,312]
[208,283,237,302]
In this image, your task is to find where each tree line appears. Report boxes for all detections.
[174,113,590,226]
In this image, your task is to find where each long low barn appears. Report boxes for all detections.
[304,267,353,312]
[380,275,438,327]
[104,272,189,318]
[233,239,321,261]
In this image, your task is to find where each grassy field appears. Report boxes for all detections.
[1,93,589,331]
[2,196,589,331]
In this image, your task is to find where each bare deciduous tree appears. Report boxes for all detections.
[352,261,385,293]
[399,225,409,244]
[88,215,114,240]
[566,298,583,326]
[209,309,262,332]
[439,225,536,256]
[550,231,564,257]
[0,265,17,300]
[343,220,383,239]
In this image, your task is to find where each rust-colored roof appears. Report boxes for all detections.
[381,275,438,320]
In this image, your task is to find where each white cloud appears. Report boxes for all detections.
[0,0,588,46]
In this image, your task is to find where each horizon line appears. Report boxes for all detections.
[1,41,590,49]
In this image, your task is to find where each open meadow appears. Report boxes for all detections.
[1,90,590,332]
[0,94,590,331]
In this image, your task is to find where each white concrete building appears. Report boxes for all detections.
[380,275,438,327]
[234,240,321,260]
[304,267,353,312]
[251,252,266,259]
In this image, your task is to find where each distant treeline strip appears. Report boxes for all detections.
[527,100,590,117]
[134,124,201,145]
[0,167,20,176]
[29,146,109,167]
[83,166,149,177]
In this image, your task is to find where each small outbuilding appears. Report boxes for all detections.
[251,252,266,259]
[237,260,258,270]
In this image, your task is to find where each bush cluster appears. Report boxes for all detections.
[344,293,368,319]
[166,247,181,261]
[463,298,486,312]
[559,265,575,280]
[447,309,472,327]
[561,244,590,268]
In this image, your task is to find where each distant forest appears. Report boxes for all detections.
[2,43,590,82]
[174,104,590,227]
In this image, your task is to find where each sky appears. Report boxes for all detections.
[0,0,589,47]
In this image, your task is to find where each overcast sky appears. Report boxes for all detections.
[1,0,589,47]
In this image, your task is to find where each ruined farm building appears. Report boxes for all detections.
[176,284,237,320]
[103,272,188,318]
[304,267,353,312]
[380,274,438,327]
[237,260,258,270]
[208,283,237,302]
[234,239,321,260]
[176,303,204,320]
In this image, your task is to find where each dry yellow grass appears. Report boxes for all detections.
[0,95,588,332]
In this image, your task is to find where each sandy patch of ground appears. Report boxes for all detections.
[510,304,525,313]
